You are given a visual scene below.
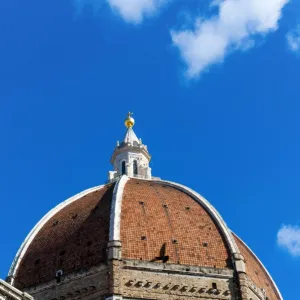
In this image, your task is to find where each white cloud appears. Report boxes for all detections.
[277,225,300,257]
[286,26,300,53]
[171,0,289,78]
[75,0,167,23]
[107,0,167,23]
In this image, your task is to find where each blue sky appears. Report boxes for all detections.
[0,0,300,298]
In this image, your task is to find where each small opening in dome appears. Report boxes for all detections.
[141,236,147,240]
[52,220,59,227]
[34,259,40,265]
[172,239,178,244]
[55,271,63,284]
[163,204,168,208]
[203,242,208,247]
[212,283,217,289]
[185,207,191,211]
[55,269,64,284]
[87,241,93,247]
[71,214,78,219]
[139,201,145,205]
[60,250,66,256]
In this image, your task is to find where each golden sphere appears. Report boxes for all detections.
[125,113,135,128]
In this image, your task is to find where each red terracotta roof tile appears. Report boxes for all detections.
[234,234,280,300]
[15,184,114,289]
[121,179,232,268]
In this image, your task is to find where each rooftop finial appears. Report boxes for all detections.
[125,111,135,128]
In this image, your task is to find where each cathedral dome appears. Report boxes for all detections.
[8,114,282,300]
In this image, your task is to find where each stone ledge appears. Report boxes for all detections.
[0,279,33,300]
[24,264,108,295]
[123,260,233,279]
